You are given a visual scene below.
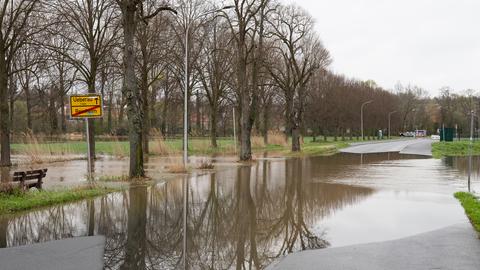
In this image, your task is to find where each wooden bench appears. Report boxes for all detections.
[12,169,48,191]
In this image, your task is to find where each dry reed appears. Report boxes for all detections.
[268,131,288,146]
[166,163,187,173]
[20,132,74,164]
[251,136,266,148]
[149,129,174,155]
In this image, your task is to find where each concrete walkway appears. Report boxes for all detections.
[0,236,105,270]
[341,139,433,156]
[267,223,480,270]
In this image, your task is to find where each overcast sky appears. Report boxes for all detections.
[284,0,480,96]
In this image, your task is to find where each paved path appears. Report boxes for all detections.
[0,236,105,270]
[267,223,480,270]
[341,139,433,156]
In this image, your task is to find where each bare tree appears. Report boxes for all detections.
[223,0,269,160]
[0,0,42,166]
[47,0,120,161]
[268,4,331,151]
[196,20,232,147]
[115,0,175,177]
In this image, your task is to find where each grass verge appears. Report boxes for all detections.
[432,141,480,158]
[454,192,480,232]
[0,186,119,215]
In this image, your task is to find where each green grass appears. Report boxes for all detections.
[432,141,480,158]
[10,136,393,157]
[455,192,480,232]
[0,187,118,215]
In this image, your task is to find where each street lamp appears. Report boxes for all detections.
[180,6,234,270]
[361,100,373,140]
[182,5,234,166]
[388,111,397,139]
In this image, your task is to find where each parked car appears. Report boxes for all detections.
[431,135,440,140]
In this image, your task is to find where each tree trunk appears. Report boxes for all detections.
[87,82,96,161]
[291,126,301,152]
[210,107,218,148]
[140,30,149,155]
[49,90,58,135]
[149,85,157,129]
[0,49,11,167]
[107,86,113,133]
[122,3,144,177]
[262,99,270,145]
[25,81,33,131]
[284,95,293,144]
[195,90,200,134]
[60,94,67,133]
[238,30,252,161]
[118,95,125,130]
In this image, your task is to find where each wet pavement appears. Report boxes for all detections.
[0,152,478,269]
[267,223,480,270]
[0,236,105,270]
[341,138,432,156]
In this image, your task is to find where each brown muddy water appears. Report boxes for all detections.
[0,153,478,269]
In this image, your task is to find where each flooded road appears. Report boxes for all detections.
[0,153,477,269]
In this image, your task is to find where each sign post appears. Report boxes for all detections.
[70,94,103,180]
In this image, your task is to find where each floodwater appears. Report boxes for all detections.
[0,153,478,269]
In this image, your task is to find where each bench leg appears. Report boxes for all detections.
[37,177,43,190]
[20,179,26,192]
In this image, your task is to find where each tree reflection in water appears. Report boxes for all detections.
[0,157,375,269]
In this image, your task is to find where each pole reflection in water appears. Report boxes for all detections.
[183,175,188,270]
[0,155,407,269]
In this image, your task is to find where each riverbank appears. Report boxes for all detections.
[432,141,480,158]
[455,192,480,233]
[0,186,119,215]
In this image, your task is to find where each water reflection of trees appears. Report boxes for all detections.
[0,158,374,269]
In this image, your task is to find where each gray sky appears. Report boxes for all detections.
[285,0,480,96]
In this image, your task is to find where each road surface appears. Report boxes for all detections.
[340,139,433,156]
[0,236,105,270]
[267,223,480,270]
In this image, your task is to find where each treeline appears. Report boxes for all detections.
[0,0,473,176]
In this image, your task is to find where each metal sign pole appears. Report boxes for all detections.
[86,119,93,180]
[71,94,102,181]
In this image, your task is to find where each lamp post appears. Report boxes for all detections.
[180,6,234,270]
[388,111,397,139]
[182,5,234,166]
[361,100,373,140]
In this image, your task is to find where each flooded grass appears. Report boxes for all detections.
[97,175,130,182]
[454,192,480,232]
[0,186,119,215]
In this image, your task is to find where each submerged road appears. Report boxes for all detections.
[0,236,105,270]
[267,223,480,270]
[340,138,433,156]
